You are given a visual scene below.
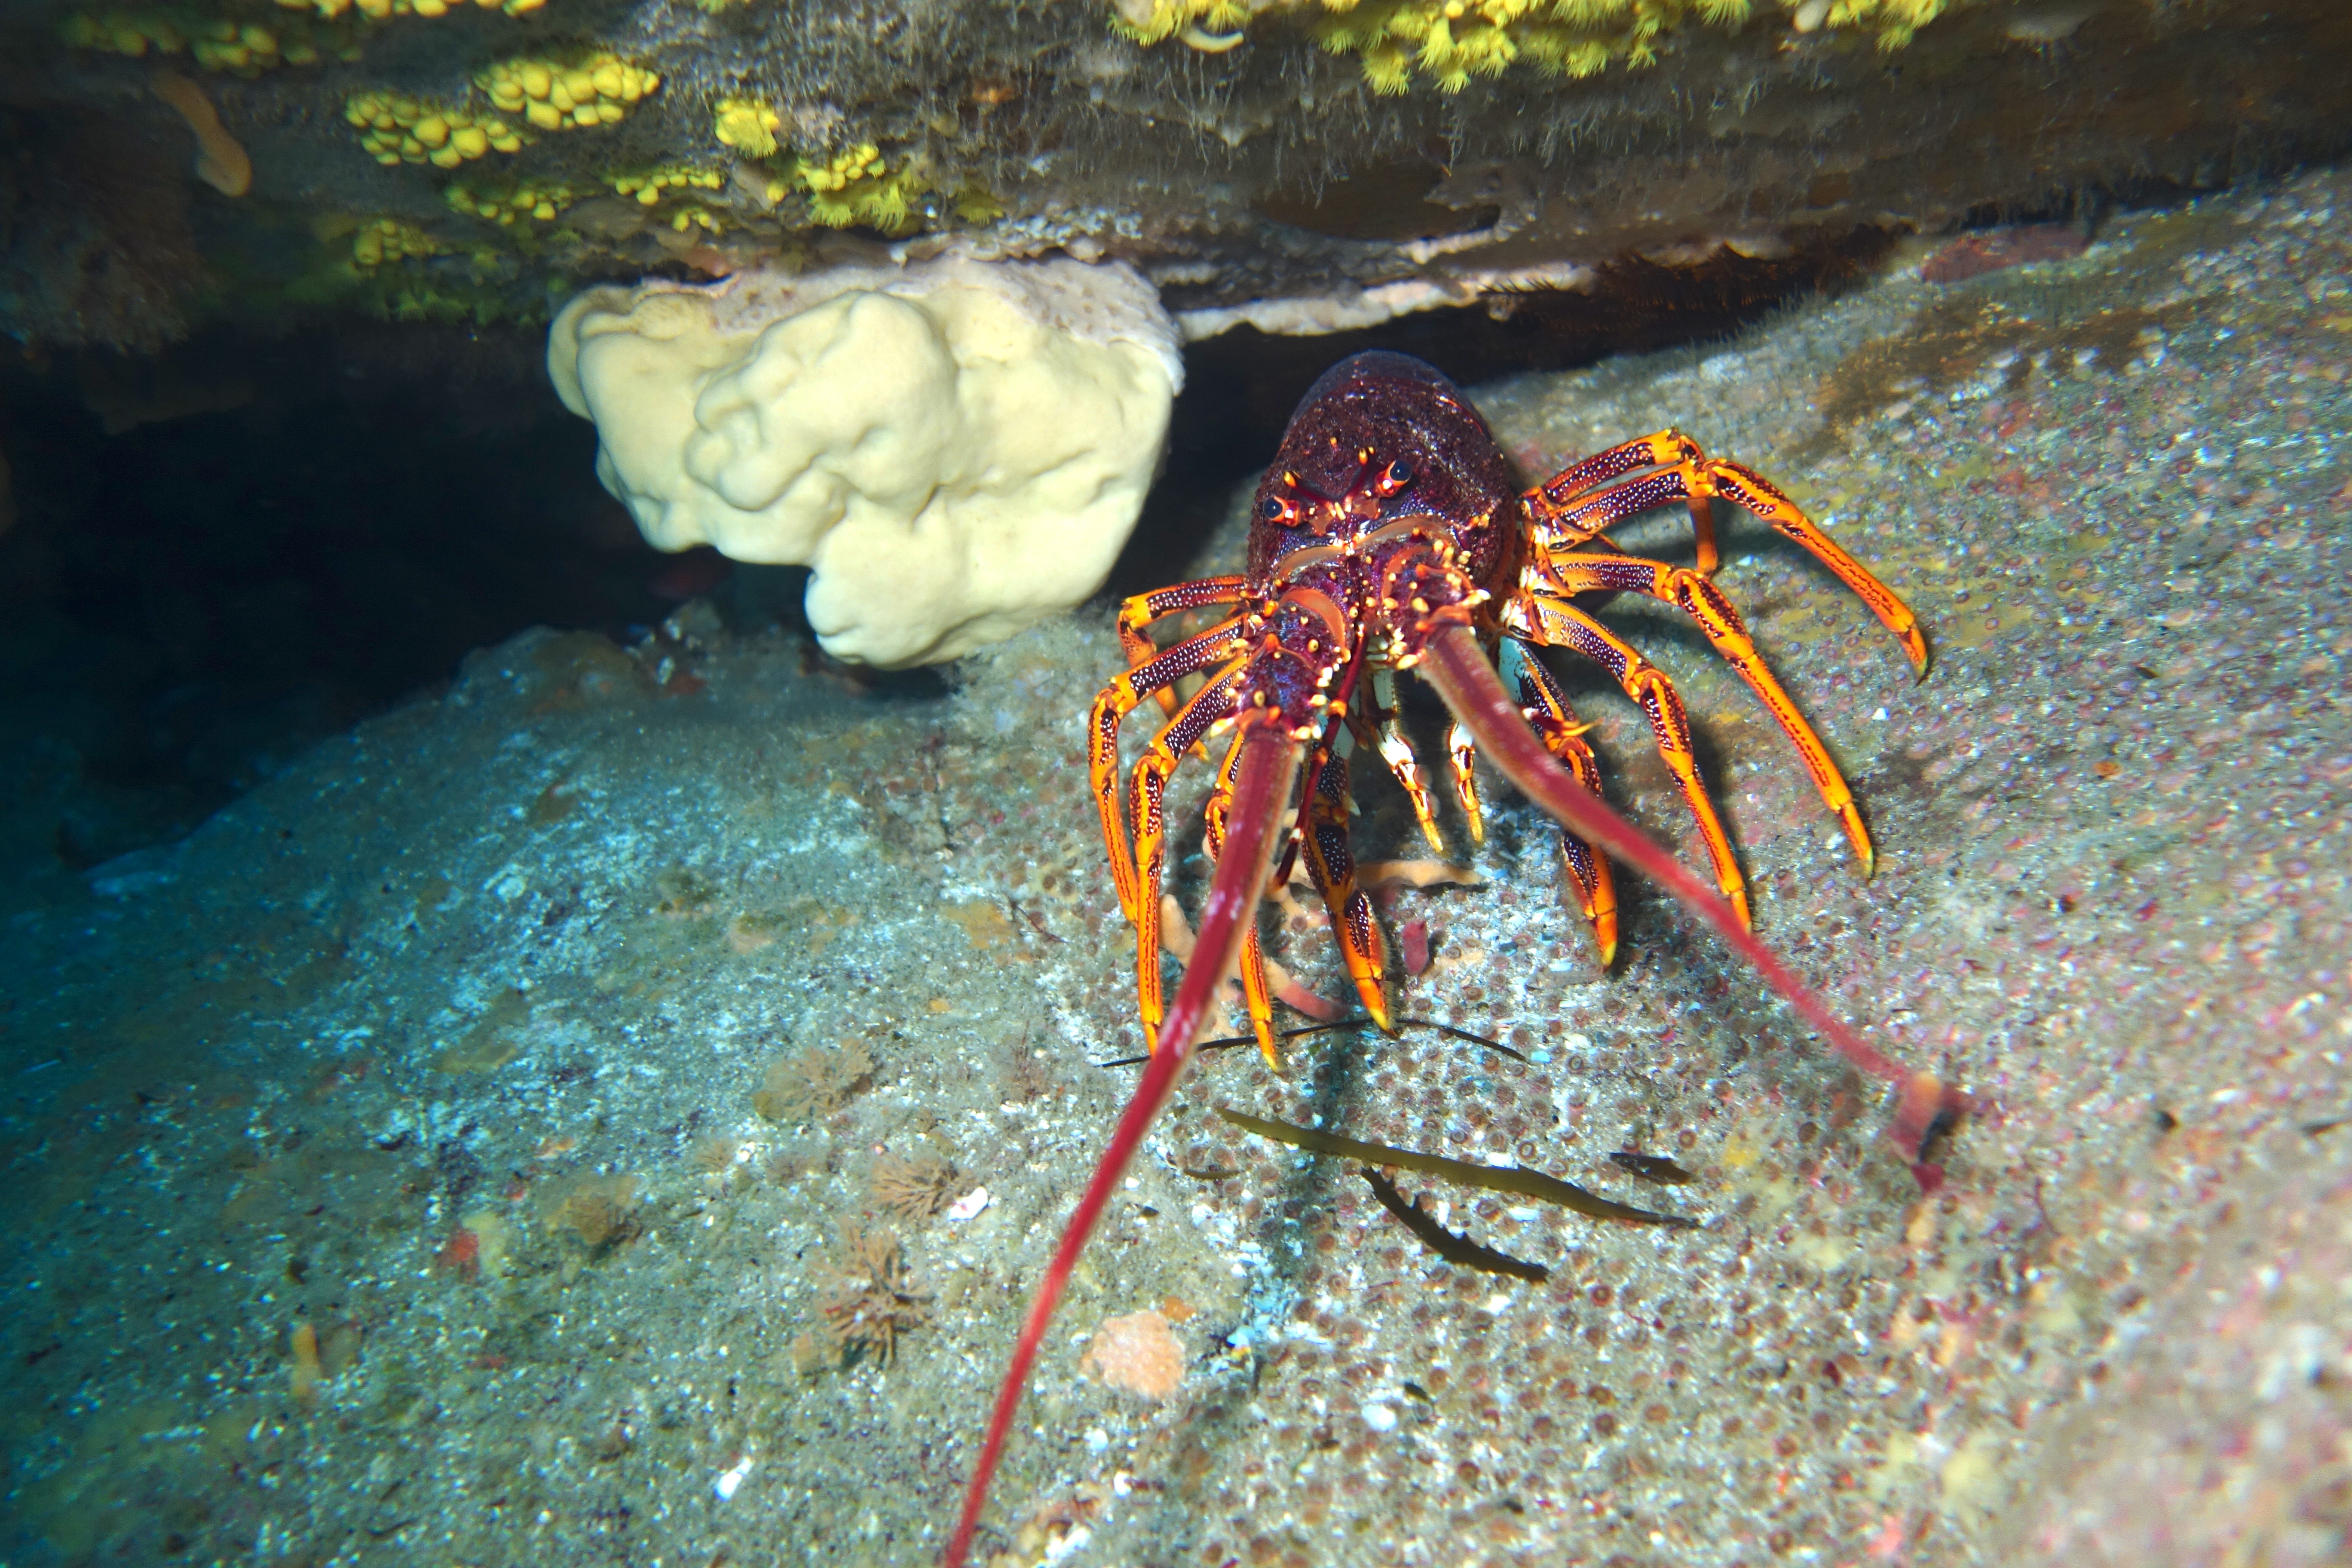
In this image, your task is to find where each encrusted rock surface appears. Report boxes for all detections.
[0,164,2345,1566]
[5,0,2349,349]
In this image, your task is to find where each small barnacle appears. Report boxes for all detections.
[869,1147,958,1221]
[686,1135,741,1176]
[556,1191,629,1250]
[813,1221,931,1368]
[752,1038,876,1123]
[652,866,716,917]
[763,1140,826,1183]
[542,1173,644,1257]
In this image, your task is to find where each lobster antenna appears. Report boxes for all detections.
[943,728,1303,1568]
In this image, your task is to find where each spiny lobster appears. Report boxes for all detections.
[945,350,1966,1565]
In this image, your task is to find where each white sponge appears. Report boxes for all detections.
[549,257,1184,668]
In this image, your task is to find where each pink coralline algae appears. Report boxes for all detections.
[1080,1310,1186,1402]
[1921,225,2089,284]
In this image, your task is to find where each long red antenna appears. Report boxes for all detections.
[943,724,1302,1567]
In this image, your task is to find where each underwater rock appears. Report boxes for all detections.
[7,0,2349,351]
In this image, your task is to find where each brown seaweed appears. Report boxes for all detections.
[1098,1015,1524,1069]
[1216,1106,1697,1228]
[1360,1167,1548,1282]
[1608,1150,1698,1185]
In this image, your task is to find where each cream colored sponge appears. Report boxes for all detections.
[547,257,1183,667]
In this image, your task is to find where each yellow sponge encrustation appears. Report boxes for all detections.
[547,257,1182,668]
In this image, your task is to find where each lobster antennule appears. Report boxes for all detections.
[1413,624,1968,1170]
[944,721,1303,1568]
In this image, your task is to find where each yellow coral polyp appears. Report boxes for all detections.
[445,179,577,224]
[187,19,325,73]
[351,216,445,268]
[277,0,542,21]
[61,11,185,56]
[713,98,784,159]
[1102,0,1966,92]
[62,8,325,70]
[1794,0,1947,48]
[795,144,928,234]
[608,165,724,207]
[478,52,658,132]
[345,89,522,167]
[950,182,1006,225]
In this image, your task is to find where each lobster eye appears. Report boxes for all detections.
[1382,460,1415,490]
[1262,496,1289,521]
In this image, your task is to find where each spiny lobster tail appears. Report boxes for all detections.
[943,723,1303,1568]
[1414,625,1968,1177]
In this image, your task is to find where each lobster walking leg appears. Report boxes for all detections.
[1497,591,1752,924]
[1364,669,1450,855]
[1530,552,1875,870]
[1127,669,1247,1048]
[1203,729,1282,1066]
[1522,430,1726,572]
[1091,625,1248,925]
[1115,576,1253,715]
[1523,435,1928,673]
[1296,749,1390,1029]
[943,720,1302,1568]
[1498,638,1620,965]
[1443,717,1485,843]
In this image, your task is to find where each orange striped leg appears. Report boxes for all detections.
[1707,461,1927,674]
[1444,718,1485,845]
[1524,437,1927,673]
[1090,619,1248,924]
[1537,549,1873,873]
[1297,751,1390,1031]
[1524,431,1723,572]
[1117,576,1253,715]
[1497,589,1751,928]
[1202,738,1281,1067]
[1129,668,1246,1049]
[1498,639,1620,966]
[1360,670,1448,855]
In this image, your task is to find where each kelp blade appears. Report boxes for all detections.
[1216,1106,1697,1228]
